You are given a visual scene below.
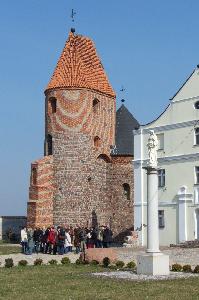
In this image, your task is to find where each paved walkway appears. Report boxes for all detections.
[1,246,199,267]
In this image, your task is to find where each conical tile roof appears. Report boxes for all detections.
[46,31,115,97]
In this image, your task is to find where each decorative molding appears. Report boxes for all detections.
[134,152,199,165]
[134,119,199,135]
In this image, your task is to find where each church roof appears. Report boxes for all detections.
[114,104,140,156]
[46,31,115,97]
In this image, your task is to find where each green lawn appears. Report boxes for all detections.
[0,245,21,255]
[0,264,199,300]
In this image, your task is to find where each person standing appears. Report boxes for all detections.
[21,227,28,254]
[103,226,113,248]
[27,228,35,255]
[64,228,72,253]
[57,226,65,255]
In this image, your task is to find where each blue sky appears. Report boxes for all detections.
[0,0,199,215]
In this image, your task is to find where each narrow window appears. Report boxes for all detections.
[195,128,199,145]
[194,101,199,109]
[32,167,37,185]
[94,136,101,148]
[158,210,165,228]
[47,134,53,155]
[123,183,130,200]
[157,133,164,150]
[49,97,57,113]
[158,169,165,187]
[195,167,199,184]
[93,98,99,113]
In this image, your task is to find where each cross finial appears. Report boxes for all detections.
[71,9,76,23]
[120,86,126,103]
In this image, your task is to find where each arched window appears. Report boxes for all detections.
[123,183,130,200]
[32,167,37,185]
[195,128,199,145]
[93,98,100,113]
[49,97,57,113]
[47,134,53,155]
[94,136,101,148]
[195,101,199,109]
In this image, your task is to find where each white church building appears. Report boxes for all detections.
[134,65,199,246]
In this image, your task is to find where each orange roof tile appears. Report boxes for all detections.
[46,31,115,97]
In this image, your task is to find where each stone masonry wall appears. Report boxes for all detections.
[27,155,54,228]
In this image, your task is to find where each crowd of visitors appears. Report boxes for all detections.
[20,225,113,255]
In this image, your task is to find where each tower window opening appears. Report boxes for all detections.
[94,136,101,148]
[32,167,37,185]
[93,98,100,113]
[123,183,130,200]
[47,134,53,155]
[49,97,57,113]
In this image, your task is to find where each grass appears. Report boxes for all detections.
[0,264,199,300]
[0,245,21,255]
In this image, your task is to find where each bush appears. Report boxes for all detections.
[183,264,192,273]
[61,257,71,265]
[5,258,14,268]
[48,259,58,265]
[34,258,43,266]
[194,265,199,273]
[102,257,110,268]
[75,258,83,265]
[18,260,28,267]
[126,261,136,270]
[171,263,182,272]
[82,260,89,265]
[115,260,125,269]
[90,260,99,265]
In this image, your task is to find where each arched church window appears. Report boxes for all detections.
[123,183,130,200]
[93,98,100,113]
[47,134,53,155]
[195,128,199,145]
[94,136,101,148]
[194,101,199,109]
[32,167,37,185]
[49,97,57,113]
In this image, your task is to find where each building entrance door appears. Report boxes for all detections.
[196,209,199,240]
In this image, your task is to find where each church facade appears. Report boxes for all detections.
[27,29,139,239]
[134,66,199,246]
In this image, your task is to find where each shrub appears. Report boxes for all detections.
[48,259,58,265]
[171,263,182,272]
[5,258,14,268]
[126,261,136,270]
[115,260,125,269]
[90,260,99,266]
[194,265,199,273]
[82,260,89,265]
[18,260,28,267]
[61,257,71,265]
[183,264,192,273]
[75,258,83,265]
[102,257,110,268]
[34,258,43,266]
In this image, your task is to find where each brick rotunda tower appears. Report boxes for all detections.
[27,29,139,239]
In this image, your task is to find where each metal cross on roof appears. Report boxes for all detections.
[120,85,126,103]
[71,9,76,22]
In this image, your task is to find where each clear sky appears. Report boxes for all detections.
[0,0,199,215]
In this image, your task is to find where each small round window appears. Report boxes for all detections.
[194,101,199,109]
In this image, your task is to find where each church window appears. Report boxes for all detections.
[158,169,165,187]
[49,97,57,113]
[194,101,199,109]
[32,167,37,185]
[94,136,101,148]
[195,128,199,145]
[47,134,53,155]
[93,98,100,113]
[157,133,164,150]
[123,183,130,200]
[158,210,165,228]
[195,167,199,184]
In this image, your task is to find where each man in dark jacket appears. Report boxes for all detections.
[103,226,113,248]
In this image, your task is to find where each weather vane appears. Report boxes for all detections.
[120,85,126,102]
[71,9,76,23]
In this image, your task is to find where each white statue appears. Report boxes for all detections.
[147,130,158,167]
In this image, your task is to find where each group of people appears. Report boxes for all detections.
[20,225,113,255]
